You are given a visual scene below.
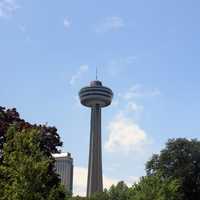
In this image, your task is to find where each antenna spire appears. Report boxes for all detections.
[96,67,98,80]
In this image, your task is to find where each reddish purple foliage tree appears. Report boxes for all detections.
[0,106,62,161]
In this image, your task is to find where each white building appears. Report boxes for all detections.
[53,153,73,193]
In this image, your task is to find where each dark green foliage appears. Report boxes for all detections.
[146,138,200,200]
[108,181,129,200]
[0,127,67,200]
[90,182,129,200]
[1,107,199,200]
[70,178,180,200]
[91,191,109,200]
[0,107,62,162]
[129,175,181,200]
[69,197,88,200]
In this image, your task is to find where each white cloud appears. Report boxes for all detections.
[64,17,71,30]
[126,176,140,186]
[0,0,18,18]
[124,85,160,100]
[73,167,87,196]
[73,166,119,196]
[123,85,142,100]
[111,88,144,117]
[104,176,119,189]
[105,85,159,154]
[127,102,143,113]
[74,95,80,106]
[70,65,89,86]
[105,114,149,154]
[95,16,124,33]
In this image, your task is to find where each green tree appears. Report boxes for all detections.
[70,183,129,200]
[0,107,62,162]
[69,196,88,200]
[0,127,67,200]
[146,138,200,200]
[129,175,181,200]
[107,181,129,200]
[91,190,109,200]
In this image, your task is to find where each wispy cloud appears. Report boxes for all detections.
[126,101,143,113]
[95,16,124,33]
[73,166,134,196]
[105,114,149,154]
[123,84,160,100]
[70,65,89,86]
[105,84,159,154]
[0,0,18,18]
[64,17,71,30]
[112,85,160,115]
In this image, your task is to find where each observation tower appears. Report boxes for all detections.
[79,80,113,197]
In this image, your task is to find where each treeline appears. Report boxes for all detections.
[0,107,200,200]
[72,138,200,200]
[0,107,69,200]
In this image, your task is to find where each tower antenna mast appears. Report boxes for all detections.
[96,67,98,80]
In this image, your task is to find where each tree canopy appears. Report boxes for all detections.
[1,107,200,200]
[0,107,62,161]
[0,126,67,200]
[146,138,200,200]
[129,175,181,200]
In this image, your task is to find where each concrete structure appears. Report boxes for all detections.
[79,80,113,197]
[53,153,73,193]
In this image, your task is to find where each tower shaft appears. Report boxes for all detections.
[79,80,113,197]
[87,105,103,197]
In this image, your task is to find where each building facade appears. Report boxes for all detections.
[53,153,73,193]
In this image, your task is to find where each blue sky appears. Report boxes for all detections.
[1,0,200,196]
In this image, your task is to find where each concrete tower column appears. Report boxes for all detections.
[87,105,103,196]
[79,80,113,197]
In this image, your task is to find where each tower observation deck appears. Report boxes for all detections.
[79,80,113,197]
